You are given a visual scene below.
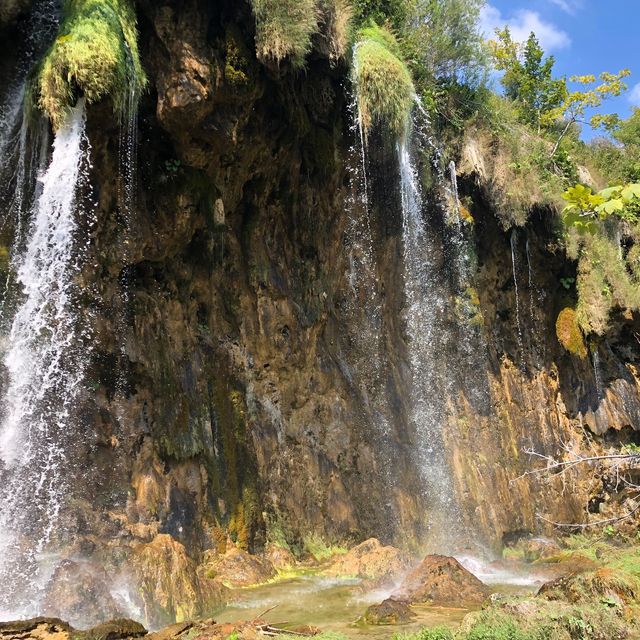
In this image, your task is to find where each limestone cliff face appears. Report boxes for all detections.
[74,0,640,558]
[4,0,640,627]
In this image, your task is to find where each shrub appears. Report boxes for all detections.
[555,307,588,358]
[36,0,145,130]
[250,0,320,69]
[320,0,354,63]
[352,23,415,139]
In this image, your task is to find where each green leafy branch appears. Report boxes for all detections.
[561,182,640,233]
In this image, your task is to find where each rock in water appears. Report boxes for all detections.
[325,538,410,580]
[204,545,277,587]
[395,555,490,606]
[362,598,415,625]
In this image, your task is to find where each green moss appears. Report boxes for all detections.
[555,307,588,358]
[36,0,146,129]
[353,23,415,140]
[250,0,319,69]
[302,533,348,561]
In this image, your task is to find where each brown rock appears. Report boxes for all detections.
[0,618,72,640]
[325,538,410,581]
[80,620,147,640]
[204,545,277,587]
[362,598,415,625]
[395,555,490,606]
[264,544,296,571]
[41,560,120,629]
[133,534,227,628]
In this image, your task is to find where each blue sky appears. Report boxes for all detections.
[479,0,639,139]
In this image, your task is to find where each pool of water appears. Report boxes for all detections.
[212,558,544,639]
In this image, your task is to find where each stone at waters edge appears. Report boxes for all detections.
[394,554,491,606]
[325,538,411,581]
[362,598,416,625]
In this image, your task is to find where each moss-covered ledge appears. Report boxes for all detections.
[35,0,146,129]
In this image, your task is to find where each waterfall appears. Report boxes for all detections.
[0,100,92,617]
[510,228,524,366]
[398,140,458,547]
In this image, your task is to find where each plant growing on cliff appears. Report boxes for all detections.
[250,0,320,68]
[36,0,146,129]
[352,24,415,139]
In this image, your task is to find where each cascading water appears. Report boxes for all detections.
[510,228,525,367]
[397,139,459,548]
[0,100,93,617]
[342,91,399,523]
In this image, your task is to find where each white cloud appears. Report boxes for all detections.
[629,83,640,106]
[548,0,583,15]
[479,5,571,52]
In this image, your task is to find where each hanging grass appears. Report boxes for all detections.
[250,0,320,69]
[352,23,414,140]
[36,0,146,130]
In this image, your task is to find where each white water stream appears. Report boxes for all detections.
[0,100,92,617]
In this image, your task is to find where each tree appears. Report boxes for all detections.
[405,0,487,85]
[551,70,631,156]
[489,28,567,133]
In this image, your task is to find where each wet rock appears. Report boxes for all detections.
[79,620,147,640]
[362,598,415,625]
[264,543,296,571]
[505,537,561,563]
[0,618,72,640]
[133,534,227,628]
[204,545,277,587]
[41,560,120,629]
[395,555,490,606]
[325,538,410,581]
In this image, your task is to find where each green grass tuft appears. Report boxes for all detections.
[353,23,415,140]
[249,0,319,69]
[36,0,146,129]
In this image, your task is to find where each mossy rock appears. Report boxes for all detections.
[555,307,588,358]
[36,0,146,129]
[352,23,414,140]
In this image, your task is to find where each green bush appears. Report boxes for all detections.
[37,0,145,129]
[352,23,414,139]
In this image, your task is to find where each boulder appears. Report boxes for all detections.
[80,619,147,640]
[0,618,72,640]
[264,543,296,571]
[362,598,415,625]
[204,545,277,587]
[41,560,120,628]
[395,555,490,606]
[325,538,410,581]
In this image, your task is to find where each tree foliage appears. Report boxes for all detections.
[489,29,566,132]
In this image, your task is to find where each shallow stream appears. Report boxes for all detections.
[213,558,549,639]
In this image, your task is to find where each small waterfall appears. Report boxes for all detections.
[510,228,524,366]
[398,140,457,547]
[448,160,461,224]
[593,348,603,401]
[0,100,92,617]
